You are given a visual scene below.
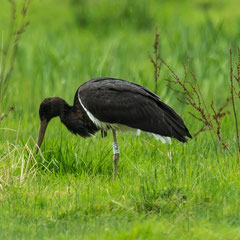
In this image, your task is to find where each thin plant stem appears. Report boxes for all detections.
[230,47,240,160]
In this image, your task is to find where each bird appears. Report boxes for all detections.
[36,77,192,179]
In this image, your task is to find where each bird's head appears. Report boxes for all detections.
[36,97,65,153]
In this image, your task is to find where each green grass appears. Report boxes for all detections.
[1,0,240,239]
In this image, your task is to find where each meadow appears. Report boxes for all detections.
[0,0,240,239]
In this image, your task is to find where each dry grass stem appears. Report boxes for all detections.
[0,137,50,193]
[149,28,162,94]
[0,106,14,123]
[230,47,240,159]
[163,56,231,152]
[148,31,231,154]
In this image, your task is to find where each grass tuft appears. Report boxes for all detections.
[1,0,240,239]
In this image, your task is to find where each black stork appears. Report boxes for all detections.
[36,77,192,178]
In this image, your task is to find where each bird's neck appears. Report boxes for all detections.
[58,101,74,124]
[59,98,99,137]
[48,97,71,120]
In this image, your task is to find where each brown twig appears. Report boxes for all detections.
[158,56,231,154]
[0,106,14,123]
[193,125,208,137]
[230,47,240,159]
[148,28,162,94]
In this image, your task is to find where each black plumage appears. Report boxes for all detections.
[79,78,191,142]
[36,77,192,178]
[38,96,99,138]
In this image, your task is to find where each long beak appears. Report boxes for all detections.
[36,119,48,154]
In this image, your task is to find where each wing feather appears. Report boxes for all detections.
[78,78,191,142]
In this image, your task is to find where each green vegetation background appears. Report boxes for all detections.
[0,0,240,239]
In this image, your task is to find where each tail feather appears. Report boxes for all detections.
[158,101,192,142]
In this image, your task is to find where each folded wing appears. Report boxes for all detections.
[78,78,192,142]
